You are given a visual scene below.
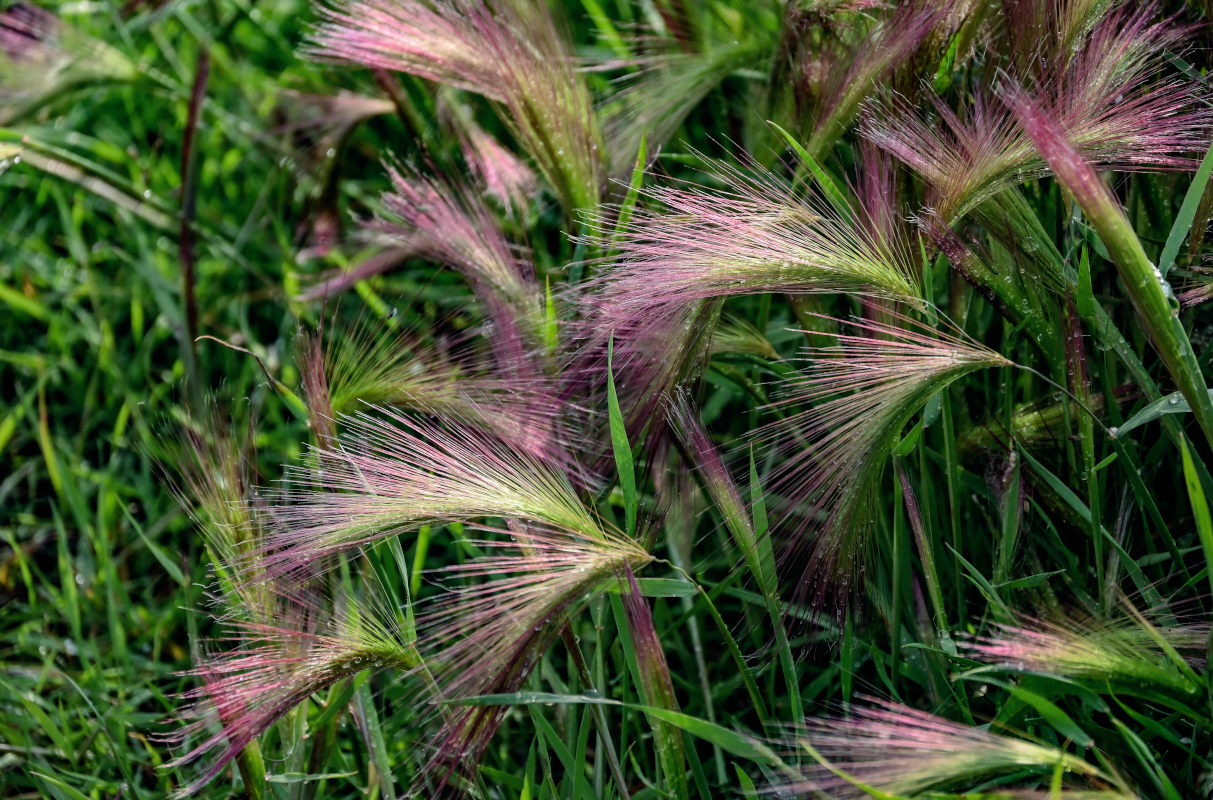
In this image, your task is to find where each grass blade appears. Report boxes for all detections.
[1159,136,1213,278]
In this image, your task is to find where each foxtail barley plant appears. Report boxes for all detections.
[12,0,1213,797]
[155,0,1213,795]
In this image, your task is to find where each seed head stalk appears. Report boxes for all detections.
[560,625,632,800]
[1065,302,1106,606]
[1007,86,1213,452]
[1080,194,1213,449]
[668,399,801,723]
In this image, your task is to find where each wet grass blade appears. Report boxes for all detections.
[607,337,638,534]
[1159,136,1213,278]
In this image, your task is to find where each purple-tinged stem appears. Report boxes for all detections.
[179,49,208,405]
[1005,84,1213,452]
[622,567,688,800]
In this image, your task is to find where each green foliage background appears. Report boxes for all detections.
[5,1,1213,798]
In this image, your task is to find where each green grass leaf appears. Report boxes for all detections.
[1159,136,1213,278]
[607,336,638,534]
[1115,391,1202,437]
[766,120,856,223]
[1179,435,1213,601]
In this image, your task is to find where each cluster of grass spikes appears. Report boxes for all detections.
[6,0,1213,798]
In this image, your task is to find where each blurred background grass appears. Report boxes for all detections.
[0,2,385,795]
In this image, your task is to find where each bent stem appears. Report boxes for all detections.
[1008,88,1213,452]
[1014,365,1112,439]
[1082,196,1213,450]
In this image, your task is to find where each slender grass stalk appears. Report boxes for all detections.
[668,399,801,723]
[894,461,948,643]
[560,627,632,800]
[1006,85,1213,452]
[178,49,208,406]
[1065,301,1106,602]
[621,567,689,800]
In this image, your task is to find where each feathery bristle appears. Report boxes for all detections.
[410,522,652,793]
[296,248,415,303]
[564,295,723,465]
[598,40,765,175]
[964,606,1209,694]
[164,405,278,619]
[273,88,395,183]
[1006,3,1208,172]
[298,316,581,473]
[578,151,923,455]
[709,316,778,359]
[371,162,541,360]
[164,581,417,797]
[804,0,946,159]
[590,160,923,319]
[457,120,538,215]
[0,4,135,122]
[306,0,603,211]
[255,409,602,580]
[305,0,503,98]
[1178,265,1213,307]
[756,313,1010,611]
[784,698,1113,798]
[276,89,395,137]
[376,163,533,302]
[861,90,1037,222]
[863,3,1208,223]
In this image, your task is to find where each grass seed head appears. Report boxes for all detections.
[757,313,1010,615]
[785,698,1111,798]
